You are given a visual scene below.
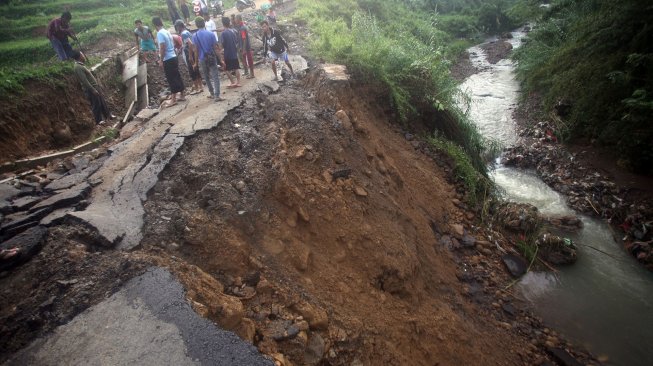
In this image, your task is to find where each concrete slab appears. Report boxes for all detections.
[137,62,148,87]
[122,53,139,83]
[137,84,149,110]
[125,78,138,109]
[1,207,52,235]
[29,183,90,213]
[5,267,272,366]
[0,183,20,202]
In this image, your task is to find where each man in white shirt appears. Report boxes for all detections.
[153,16,185,107]
[203,13,219,42]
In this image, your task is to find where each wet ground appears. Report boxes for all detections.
[0,6,608,366]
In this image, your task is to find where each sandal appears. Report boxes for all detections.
[227,84,238,89]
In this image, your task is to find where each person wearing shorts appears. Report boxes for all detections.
[134,20,157,62]
[220,17,241,88]
[261,20,294,81]
[153,16,185,107]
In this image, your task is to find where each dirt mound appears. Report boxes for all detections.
[139,70,541,365]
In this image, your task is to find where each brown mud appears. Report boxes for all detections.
[0,6,603,366]
[135,64,597,364]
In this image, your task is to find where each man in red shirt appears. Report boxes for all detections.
[46,11,77,61]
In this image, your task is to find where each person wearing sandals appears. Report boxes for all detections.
[261,20,294,81]
[219,17,241,88]
[236,14,255,79]
[175,20,203,95]
[153,16,185,108]
[193,17,226,101]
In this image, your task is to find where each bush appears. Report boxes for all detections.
[513,0,653,174]
[297,0,495,182]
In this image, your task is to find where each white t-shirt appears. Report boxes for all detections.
[205,19,219,42]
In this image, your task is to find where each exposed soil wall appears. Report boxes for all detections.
[136,71,554,365]
[0,60,124,165]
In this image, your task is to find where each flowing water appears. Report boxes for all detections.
[460,30,653,366]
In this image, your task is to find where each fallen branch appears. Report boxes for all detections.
[585,196,601,216]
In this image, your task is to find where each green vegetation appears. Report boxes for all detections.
[513,0,653,175]
[404,0,539,38]
[427,134,491,205]
[0,0,168,98]
[295,0,512,203]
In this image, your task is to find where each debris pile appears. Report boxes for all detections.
[503,120,653,269]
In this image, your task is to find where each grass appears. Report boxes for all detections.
[0,0,169,99]
[296,0,501,203]
[513,0,653,174]
[427,133,492,205]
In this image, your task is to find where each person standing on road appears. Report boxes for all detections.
[236,14,255,79]
[134,20,157,63]
[72,51,115,125]
[153,16,185,108]
[230,14,246,76]
[261,20,294,81]
[175,20,203,94]
[193,17,226,101]
[220,17,242,88]
[46,11,77,61]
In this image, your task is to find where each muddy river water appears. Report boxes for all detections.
[459,30,653,366]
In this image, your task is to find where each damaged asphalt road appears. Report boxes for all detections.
[5,267,272,366]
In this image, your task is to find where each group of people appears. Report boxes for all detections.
[139,13,294,108]
[46,4,296,123]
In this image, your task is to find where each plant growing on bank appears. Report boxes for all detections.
[296,0,496,189]
[513,0,653,175]
[427,134,492,205]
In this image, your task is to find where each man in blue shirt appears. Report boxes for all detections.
[192,17,226,101]
[220,17,241,88]
[153,16,185,108]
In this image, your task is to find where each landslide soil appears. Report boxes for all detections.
[137,71,579,365]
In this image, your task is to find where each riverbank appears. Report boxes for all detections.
[462,32,653,270]
[506,84,653,270]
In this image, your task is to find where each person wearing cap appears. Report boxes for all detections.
[46,11,77,61]
[72,51,115,125]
